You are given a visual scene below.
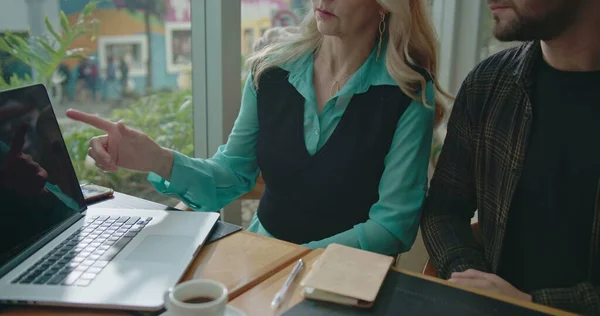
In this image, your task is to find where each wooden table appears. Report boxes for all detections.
[0,193,580,316]
[0,194,308,316]
[179,231,309,300]
[231,249,324,316]
[232,249,578,316]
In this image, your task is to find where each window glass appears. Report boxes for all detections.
[0,0,196,205]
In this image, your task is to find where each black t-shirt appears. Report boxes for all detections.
[498,57,600,293]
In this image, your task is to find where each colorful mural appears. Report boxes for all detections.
[60,0,176,99]
[56,0,305,99]
[240,0,304,56]
[166,0,191,22]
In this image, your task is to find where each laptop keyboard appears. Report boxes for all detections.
[12,215,152,287]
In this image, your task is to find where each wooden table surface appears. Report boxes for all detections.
[179,231,309,300]
[0,193,579,316]
[232,249,577,316]
[231,249,324,316]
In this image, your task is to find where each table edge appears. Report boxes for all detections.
[393,267,577,316]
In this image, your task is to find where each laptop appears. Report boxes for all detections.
[0,84,219,311]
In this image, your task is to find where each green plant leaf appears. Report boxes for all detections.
[92,20,99,41]
[0,37,12,52]
[36,37,57,55]
[6,34,29,50]
[45,16,62,42]
[60,11,71,36]
[82,1,99,16]
[1,3,101,93]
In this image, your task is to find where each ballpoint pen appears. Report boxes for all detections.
[271,258,304,309]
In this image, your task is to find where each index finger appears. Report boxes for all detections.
[8,123,28,155]
[66,109,115,132]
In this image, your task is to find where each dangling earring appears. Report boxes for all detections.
[376,12,386,61]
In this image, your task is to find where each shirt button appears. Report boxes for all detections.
[315,129,320,135]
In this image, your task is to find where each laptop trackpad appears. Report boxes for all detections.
[125,235,193,263]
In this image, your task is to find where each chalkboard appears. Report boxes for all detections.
[283,270,548,316]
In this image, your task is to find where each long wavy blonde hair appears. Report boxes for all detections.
[247,0,452,166]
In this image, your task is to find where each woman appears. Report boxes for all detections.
[67,0,450,255]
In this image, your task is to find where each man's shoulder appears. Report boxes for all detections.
[456,42,537,119]
[466,42,534,85]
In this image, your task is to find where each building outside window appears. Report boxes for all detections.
[0,0,196,206]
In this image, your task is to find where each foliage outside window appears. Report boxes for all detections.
[0,1,192,206]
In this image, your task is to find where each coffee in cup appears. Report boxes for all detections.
[163,279,228,316]
[182,296,216,304]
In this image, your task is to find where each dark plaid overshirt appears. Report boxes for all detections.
[421,41,600,315]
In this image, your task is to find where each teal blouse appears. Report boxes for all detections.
[148,46,434,256]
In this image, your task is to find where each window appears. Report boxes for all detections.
[165,22,192,73]
[243,28,255,57]
[0,0,197,206]
[241,0,308,58]
[98,35,148,76]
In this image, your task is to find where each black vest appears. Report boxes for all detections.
[256,68,412,244]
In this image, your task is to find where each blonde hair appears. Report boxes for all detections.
[251,26,300,53]
[247,0,452,166]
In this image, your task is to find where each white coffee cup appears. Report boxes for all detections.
[163,279,228,316]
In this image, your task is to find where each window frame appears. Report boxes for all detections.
[191,0,242,223]
[165,21,193,74]
[97,35,149,77]
[431,0,484,94]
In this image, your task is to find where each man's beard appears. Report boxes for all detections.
[492,1,582,42]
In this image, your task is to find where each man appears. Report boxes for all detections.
[421,0,599,314]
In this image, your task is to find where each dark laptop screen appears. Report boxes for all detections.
[0,85,85,268]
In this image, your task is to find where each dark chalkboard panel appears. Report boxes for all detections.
[283,270,548,316]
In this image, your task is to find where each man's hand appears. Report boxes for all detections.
[449,269,532,302]
[0,123,48,197]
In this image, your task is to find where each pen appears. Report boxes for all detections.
[271,258,304,309]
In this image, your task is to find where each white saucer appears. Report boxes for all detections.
[160,304,246,316]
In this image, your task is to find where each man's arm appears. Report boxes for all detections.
[421,74,489,279]
[532,282,600,315]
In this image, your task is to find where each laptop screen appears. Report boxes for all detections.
[0,85,86,268]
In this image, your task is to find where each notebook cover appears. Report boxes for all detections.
[284,270,547,316]
[300,244,394,304]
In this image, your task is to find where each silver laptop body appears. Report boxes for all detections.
[0,84,219,311]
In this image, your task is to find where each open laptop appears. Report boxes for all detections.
[0,84,219,311]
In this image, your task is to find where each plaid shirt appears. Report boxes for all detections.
[421,41,600,315]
